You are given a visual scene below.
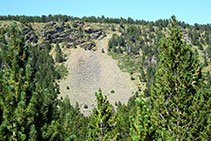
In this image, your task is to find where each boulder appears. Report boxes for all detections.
[92,32,102,39]
[84,27,102,34]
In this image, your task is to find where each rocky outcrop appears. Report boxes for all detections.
[84,26,102,34]
[8,21,103,51]
[80,42,96,51]
[22,27,39,44]
[92,32,102,39]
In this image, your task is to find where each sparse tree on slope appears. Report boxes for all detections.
[55,42,64,63]
[150,16,211,140]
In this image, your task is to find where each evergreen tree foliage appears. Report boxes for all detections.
[55,42,64,63]
[58,97,88,140]
[0,23,33,139]
[0,22,40,140]
[29,46,60,94]
[150,16,211,140]
[130,93,156,141]
[113,102,131,140]
[205,71,211,89]
[88,89,116,141]
[0,22,62,140]
[139,66,146,82]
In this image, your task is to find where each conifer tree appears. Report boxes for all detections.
[55,42,64,63]
[113,102,131,140]
[0,23,61,140]
[130,93,156,141]
[150,16,211,139]
[0,22,36,140]
[57,97,88,140]
[88,89,116,141]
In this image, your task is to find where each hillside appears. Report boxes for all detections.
[0,17,211,109]
[58,34,137,114]
[0,15,210,140]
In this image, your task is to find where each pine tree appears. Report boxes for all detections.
[113,102,131,140]
[55,42,64,63]
[139,66,146,82]
[88,89,116,141]
[130,93,156,141]
[150,16,211,139]
[57,97,88,140]
[204,53,208,67]
[0,22,35,140]
[0,23,61,140]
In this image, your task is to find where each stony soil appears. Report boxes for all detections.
[58,34,137,115]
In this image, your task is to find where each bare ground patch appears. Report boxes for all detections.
[58,35,137,115]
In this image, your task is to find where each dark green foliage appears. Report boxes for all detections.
[111,24,116,31]
[73,42,77,48]
[130,76,135,80]
[110,90,115,93]
[205,71,211,89]
[72,22,78,28]
[44,41,52,50]
[58,98,88,140]
[107,23,160,92]
[0,22,88,141]
[206,45,211,59]
[88,89,116,140]
[29,46,60,94]
[0,15,210,33]
[114,92,139,140]
[101,48,105,53]
[150,16,211,139]
[139,66,146,82]
[56,63,69,79]
[113,102,131,140]
[55,42,64,63]
[84,104,88,109]
[144,64,156,97]
[0,23,59,140]
[204,53,208,66]
[130,94,156,140]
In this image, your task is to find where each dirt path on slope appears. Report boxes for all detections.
[59,34,137,115]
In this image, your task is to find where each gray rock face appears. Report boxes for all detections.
[22,27,38,43]
[80,43,95,50]
[85,27,102,34]
[17,22,103,50]
[93,32,102,39]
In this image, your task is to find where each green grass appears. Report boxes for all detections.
[108,51,142,73]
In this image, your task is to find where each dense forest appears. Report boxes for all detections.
[0,15,210,140]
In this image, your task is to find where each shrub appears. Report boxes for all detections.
[111,90,115,93]
[102,48,105,53]
[84,104,88,109]
[130,76,135,80]
[72,22,78,28]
